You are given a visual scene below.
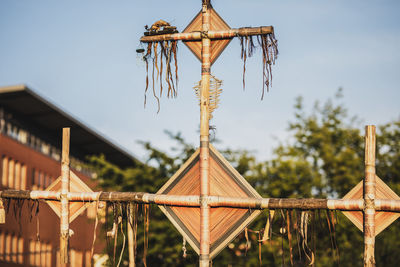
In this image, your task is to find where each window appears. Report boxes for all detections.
[41,243,46,266]
[29,239,51,267]
[1,156,27,190]
[17,237,23,264]
[7,159,14,189]
[85,250,91,267]
[70,249,83,267]
[21,165,27,190]
[31,168,53,190]
[45,243,52,267]
[29,240,35,265]
[11,235,17,263]
[14,162,21,190]
[0,231,4,261]
[5,233,11,262]
[1,156,8,187]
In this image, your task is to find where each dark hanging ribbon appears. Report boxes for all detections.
[127,202,139,266]
[286,210,294,266]
[143,204,150,267]
[326,210,340,266]
[280,210,285,266]
[294,210,302,262]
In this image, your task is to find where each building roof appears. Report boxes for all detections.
[0,84,138,168]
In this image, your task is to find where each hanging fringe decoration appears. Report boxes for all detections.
[286,210,294,266]
[239,32,278,99]
[182,237,187,258]
[10,198,25,233]
[117,205,126,267]
[294,210,302,262]
[107,203,119,265]
[193,75,223,120]
[247,228,262,266]
[128,203,139,265]
[311,211,316,267]
[280,210,286,266]
[261,209,275,242]
[142,40,179,112]
[143,204,150,267]
[134,204,138,262]
[90,195,102,263]
[326,210,340,266]
[300,211,314,265]
[105,202,113,265]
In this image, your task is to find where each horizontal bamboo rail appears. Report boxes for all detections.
[2,189,400,212]
[140,26,274,42]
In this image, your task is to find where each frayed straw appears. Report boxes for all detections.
[239,33,278,99]
[143,40,178,112]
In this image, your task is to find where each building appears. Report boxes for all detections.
[0,85,137,266]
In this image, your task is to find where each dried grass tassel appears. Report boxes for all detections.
[35,201,40,241]
[286,210,294,266]
[144,43,152,108]
[326,210,339,266]
[142,40,179,111]
[143,204,150,267]
[182,237,187,258]
[311,211,316,267]
[239,33,278,99]
[193,75,223,120]
[280,210,285,266]
[300,211,314,265]
[106,203,119,265]
[261,209,275,242]
[294,210,302,262]
[117,205,126,267]
[90,194,102,264]
[245,227,250,255]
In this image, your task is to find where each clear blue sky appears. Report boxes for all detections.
[1,0,399,161]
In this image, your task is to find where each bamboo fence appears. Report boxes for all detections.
[0,125,397,267]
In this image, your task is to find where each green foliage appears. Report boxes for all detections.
[89,90,400,266]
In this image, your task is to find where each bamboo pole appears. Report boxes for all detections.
[60,128,70,264]
[140,26,274,43]
[199,1,211,266]
[3,189,400,212]
[128,203,135,267]
[364,125,376,267]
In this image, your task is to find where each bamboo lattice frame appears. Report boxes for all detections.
[0,126,399,267]
[0,1,397,267]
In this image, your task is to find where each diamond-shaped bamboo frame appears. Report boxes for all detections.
[342,175,400,235]
[45,170,93,223]
[183,7,232,65]
[157,145,261,259]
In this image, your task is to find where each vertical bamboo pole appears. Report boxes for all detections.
[363,125,376,267]
[199,0,211,266]
[128,203,135,267]
[60,128,70,264]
